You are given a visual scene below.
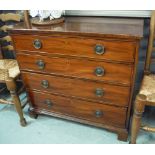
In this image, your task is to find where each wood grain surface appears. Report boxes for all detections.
[12,35,136,63]
[9,16,143,39]
[9,16,144,141]
[17,52,133,86]
[22,72,130,107]
[28,90,127,128]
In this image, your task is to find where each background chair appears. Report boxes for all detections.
[130,10,155,144]
[0,12,27,126]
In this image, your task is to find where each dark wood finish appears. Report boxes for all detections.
[28,90,127,128]
[118,131,129,141]
[17,52,133,86]
[9,16,144,142]
[12,35,136,63]
[29,103,128,141]
[28,108,38,119]
[22,72,130,107]
[9,17,143,39]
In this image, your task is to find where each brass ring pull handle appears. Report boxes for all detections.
[36,60,45,70]
[95,88,104,97]
[95,110,103,118]
[94,45,105,55]
[33,39,42,49]
[44,99,53,107]
[95,67,105,76]
[41,80,49,88]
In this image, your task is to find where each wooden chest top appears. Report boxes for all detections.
[9,16,143,39]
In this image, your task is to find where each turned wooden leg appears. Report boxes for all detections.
[130,95,146,144]
[6,77,27,127]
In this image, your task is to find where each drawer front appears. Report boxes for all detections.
[13,35,135,63]
[17,53,132,85]
[28,90,127,128]
[22,72,130,107]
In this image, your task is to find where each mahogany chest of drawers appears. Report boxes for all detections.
[9,17,143,141]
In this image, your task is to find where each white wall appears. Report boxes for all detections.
[65,10,151,17]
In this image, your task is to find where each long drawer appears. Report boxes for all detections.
[12,35,136,63]
[28,90,127,128]
[22,72,130,107]
[17,53,133,85]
